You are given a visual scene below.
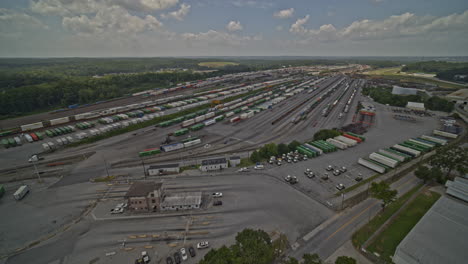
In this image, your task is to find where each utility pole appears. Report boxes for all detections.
[140,157,146,179]
[102,155,110,178]
[341,193,345,210]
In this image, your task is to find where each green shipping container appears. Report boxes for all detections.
[8,138,16,146]
[45,130,54,137]
[190,124,205,131]
[0,184,5,198]
[1,138,9,148]
[36,132,44,140]
[182,136,199,143]
[174,128,189,136]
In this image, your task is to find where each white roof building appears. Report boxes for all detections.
[406,102,425,111]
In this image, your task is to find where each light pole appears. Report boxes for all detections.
[341,193,345,210]
[32,158,41,183]
[102,155,110,178]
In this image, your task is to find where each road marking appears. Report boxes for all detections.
[325,201,378,241]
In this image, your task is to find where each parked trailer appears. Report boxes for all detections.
[342,133,362,143]
[420,135,447,145]
[334,136,357,147]
[13,185,30,200]
[21,122,44,132]
[391,144,421,157]
[174,128,189,136]
[190,123,205,131]
[369,152,399,168]
[50,117,70,126]
[407,139,434,149]
[433,129,458,139]
[182,119,195,128]
[401,142,428,152]
[358,158,386,174]
[230,117,241,123]
[413,138,437,147]
[204,119,216,126]
[183,139,202,148]
[304,143,323,155]
[378,149,406,162]
[160,143,184,152]
[326,138,348,150]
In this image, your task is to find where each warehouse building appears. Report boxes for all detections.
[229,156,241,167]
[392,86,418,95]
[393,177,468,264]
[148,164,180,176]
[125,182,164,212]
[160,192,202,211]
[200,158,228,171]
[406,102,425,111]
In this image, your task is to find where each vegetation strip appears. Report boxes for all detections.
[351,183,423,248]
[367,188,441,262]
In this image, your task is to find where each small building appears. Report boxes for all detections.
[406,102,425,112]
[125,182,164,212]
[229,156,241,167]
[148,164,180,176]
[200,158,228,171]
[160,192,202,211]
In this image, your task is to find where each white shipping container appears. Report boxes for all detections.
[304,143,323,155]
[378,149,405,162]
[225,112,234,117]
[182,119,195,127]
[195,115,205,122]
[50,117,70,126]
[334,136,357,147]
[369,153,398,168]
[13,185,30,200]
[392,144,421,157]
[183,139,202,148]
[204,119,216,126]
[433,129,458,139]
[161,143,184,152]
[421,135,447,145]
[358,158,386,174]
[21,122,44,132]
[326,138,348,150]
[408,139,434,149]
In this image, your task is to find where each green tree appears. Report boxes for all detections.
[250,150,261,163]
[303,253,322,264]
[231,229,274,264]
[370,182,397,210]
[414,165,432,183]
[198,246,234,264]
[278,143,289,155]
[430,146,468,177]
[288,140,301,152]
[313,129,341,141]
[335,256,357,264]
[430,167,445,184]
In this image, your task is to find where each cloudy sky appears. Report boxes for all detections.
[1,0,467,57]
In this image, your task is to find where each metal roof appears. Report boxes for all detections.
[392,86,418,95]
[445,177,468,202]
[125,182,162,197]
[161,192,202,207]
[394,195,468,264]
[201,158,227,166]
[406,102,425,110]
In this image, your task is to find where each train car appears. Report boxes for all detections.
[21,122,44,132]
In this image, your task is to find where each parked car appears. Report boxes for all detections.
[289,176,298,184]
[304,169,311,175]
[326,165,334,171]
[336,184,345,190]
[284,175,292,182]
[340,166,347,173]
[188,246,196,257]
[333,170,341,176]
[166,257,174,264]
[174,252,181,264]
[213,200,223,206]
[254,164,264,170]
[355,176,363,182]
[238,167,249,172]
[321,173,329,180]
[197,241,210,249]
[212,192,223,198]
[307,172,315,178]
[276,161,282,166]
[180,248,188,261]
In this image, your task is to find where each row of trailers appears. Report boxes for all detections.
[294,132,366,158]
[358,130,458,174]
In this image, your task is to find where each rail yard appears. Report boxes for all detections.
[0,65,463,264]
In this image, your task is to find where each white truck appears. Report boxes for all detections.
[13,185,30,200]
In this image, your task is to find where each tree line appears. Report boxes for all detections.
[362,86,454,112]
[401,61,468,82]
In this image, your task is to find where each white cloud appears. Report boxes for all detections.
[62,5,162,35]
[231,0,273,9]
[226,20,243,31]
[161,3,190,21]
[182,29,259,46]
[290,10,468,42]
[289,15,309,34]
[274,8,294,19]
[276,25,283,31]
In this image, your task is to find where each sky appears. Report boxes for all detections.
[0,0,468,57]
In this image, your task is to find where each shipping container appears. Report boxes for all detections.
[326,138,348,150]
[334,136,357,147]
[358,158,386,174]
[174,128,189,136]
[391,144,421,157]
[21,122,44,132]
[378,149,407,162]
[13,185,29,200]
[304,143,323,155]
[433,129,458,139]
[342,133,362,143]
[420,135,447,145]
[369,152,399,168]
[30,133,39,141]
[160,143,184,152]
[181,136,199,143]
[407,139,434,149]
[50,117,70,126]
[230,117,241,123]
[183,138,202,148]
[190,123,205,131]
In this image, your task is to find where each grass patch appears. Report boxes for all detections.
[367,189,441,262]
[92,175,116,182]
[238,158,255,168]
[336,173,380,196]
[351,183,423,248]
[198,62,239,68]
[180,164,200,172]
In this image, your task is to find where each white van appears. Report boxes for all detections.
[13,185,30,200]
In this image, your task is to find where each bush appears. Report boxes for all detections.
[313,129,341,141]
